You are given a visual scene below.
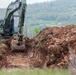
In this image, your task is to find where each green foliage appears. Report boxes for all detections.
[0,68,69,75]
[34,27,40,34]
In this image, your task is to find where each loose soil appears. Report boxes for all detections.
[0,25,76,69]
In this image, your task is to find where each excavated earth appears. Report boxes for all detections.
[0,25,76,69]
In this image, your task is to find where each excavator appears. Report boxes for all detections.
[0,0,27,51]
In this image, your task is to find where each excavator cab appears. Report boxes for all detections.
[2,0,21,39]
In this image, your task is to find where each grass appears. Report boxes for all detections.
[0,68,69,75]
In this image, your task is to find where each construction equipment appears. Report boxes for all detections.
[0,0,27,51]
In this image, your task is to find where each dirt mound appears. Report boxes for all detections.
[26,25,76,68]
[0,25,76,69]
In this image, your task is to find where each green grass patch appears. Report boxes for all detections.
[0,68,69,75]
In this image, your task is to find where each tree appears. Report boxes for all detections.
[34,27,40,34]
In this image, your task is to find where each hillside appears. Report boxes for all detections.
[0,0,76,37]
[26,0,76,26]
[25,0,76,37]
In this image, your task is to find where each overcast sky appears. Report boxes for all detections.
[0,0,55,8]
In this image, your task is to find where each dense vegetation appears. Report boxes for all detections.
[0,0,76,37]
[26,0,76,26]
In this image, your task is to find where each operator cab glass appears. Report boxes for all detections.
[14,17,19,33]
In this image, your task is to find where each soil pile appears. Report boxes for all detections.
[0,25,76,69]
[26,25,76,68]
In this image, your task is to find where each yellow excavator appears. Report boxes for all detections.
[0,0,27,51]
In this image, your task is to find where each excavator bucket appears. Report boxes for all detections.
[10,34,26,52]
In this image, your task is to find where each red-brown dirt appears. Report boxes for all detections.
[0,25,76,69]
